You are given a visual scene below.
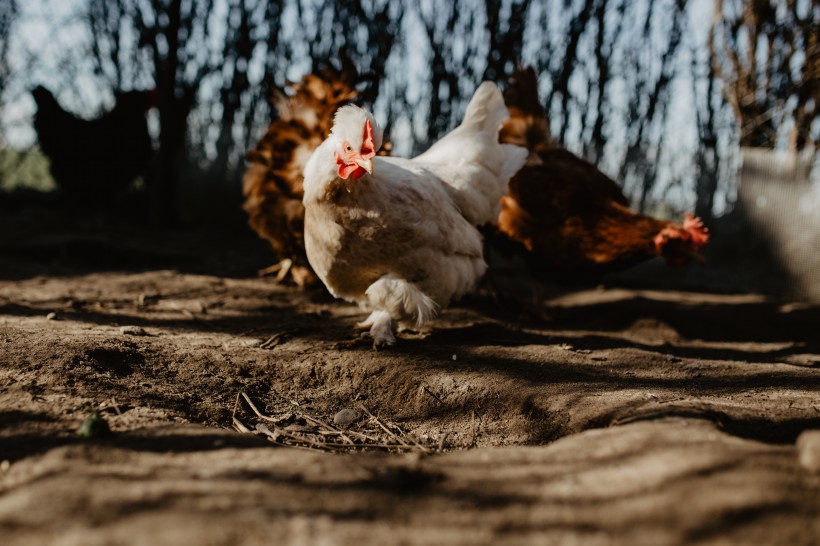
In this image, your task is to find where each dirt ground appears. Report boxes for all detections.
[1,203,819,545]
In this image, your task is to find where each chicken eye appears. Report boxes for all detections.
[345,145,352,151]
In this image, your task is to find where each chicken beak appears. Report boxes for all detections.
[356,157,374,175]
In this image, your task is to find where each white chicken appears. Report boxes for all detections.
[302,82,528,347]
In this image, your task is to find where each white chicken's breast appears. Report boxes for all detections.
[305,155,485,305]
[302,82,527,347]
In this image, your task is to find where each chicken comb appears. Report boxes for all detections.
[683,213,710,247]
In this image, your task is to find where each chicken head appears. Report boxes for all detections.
[654,213,711,266]
[331,107,382,180]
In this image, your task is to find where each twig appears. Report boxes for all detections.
[321,430,382,443]
[232,391,241,418]
[423,386,444,405]
[232,392,428,453]
[358,404,410,447]
[255,423,278,438]
[233,416,252,433]
[239,392,350,445]
[299,413,355,446]
[270,427,417,451]
[388,419,430,453]
[259,334,282,349]
[268,440,325,452]
[358,404,429,453]
[240,392,281,423]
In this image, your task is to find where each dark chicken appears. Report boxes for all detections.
[492,68,709,280]
[243,62,383,286]
[32,86,155,202]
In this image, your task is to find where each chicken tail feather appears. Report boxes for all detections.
[412,82,528,225]
[460,81,510,134]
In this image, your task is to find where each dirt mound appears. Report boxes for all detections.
[1,264,819,543]
[0,198,818,543]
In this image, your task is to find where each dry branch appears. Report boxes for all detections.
[231,392,431,454]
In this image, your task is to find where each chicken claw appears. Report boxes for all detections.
[258,258,293,282]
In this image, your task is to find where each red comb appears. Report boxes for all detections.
[361,119,376,159]
[683,213,710,247]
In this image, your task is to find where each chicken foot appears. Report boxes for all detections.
[361,310,396,349]
[355,275,439,349]
[258,258,293,282]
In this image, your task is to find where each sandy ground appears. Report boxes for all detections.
[0,209,819,544]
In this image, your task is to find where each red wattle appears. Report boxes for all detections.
[337,162,359,179]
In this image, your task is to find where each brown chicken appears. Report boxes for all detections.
[242,60,390,286]
[491,67,709,280]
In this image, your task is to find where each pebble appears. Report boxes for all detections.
[46,312,57,320]
[77,412,112,438]
[120,326,149,336]
[333,408,361,426]
[796,430,820,472]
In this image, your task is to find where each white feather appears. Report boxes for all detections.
[413,81,529,225]
[331,105,384,151]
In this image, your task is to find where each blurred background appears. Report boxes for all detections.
[0,0,817,298]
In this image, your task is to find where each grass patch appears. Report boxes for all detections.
[0,147,56,192]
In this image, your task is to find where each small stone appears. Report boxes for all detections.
[797,430,820,472]
[46,312,57,320]
[0,460,10,473]
[452,354,457,361]
[77,411,112,438]
[333,408,361,426]
[120,325,149,336]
